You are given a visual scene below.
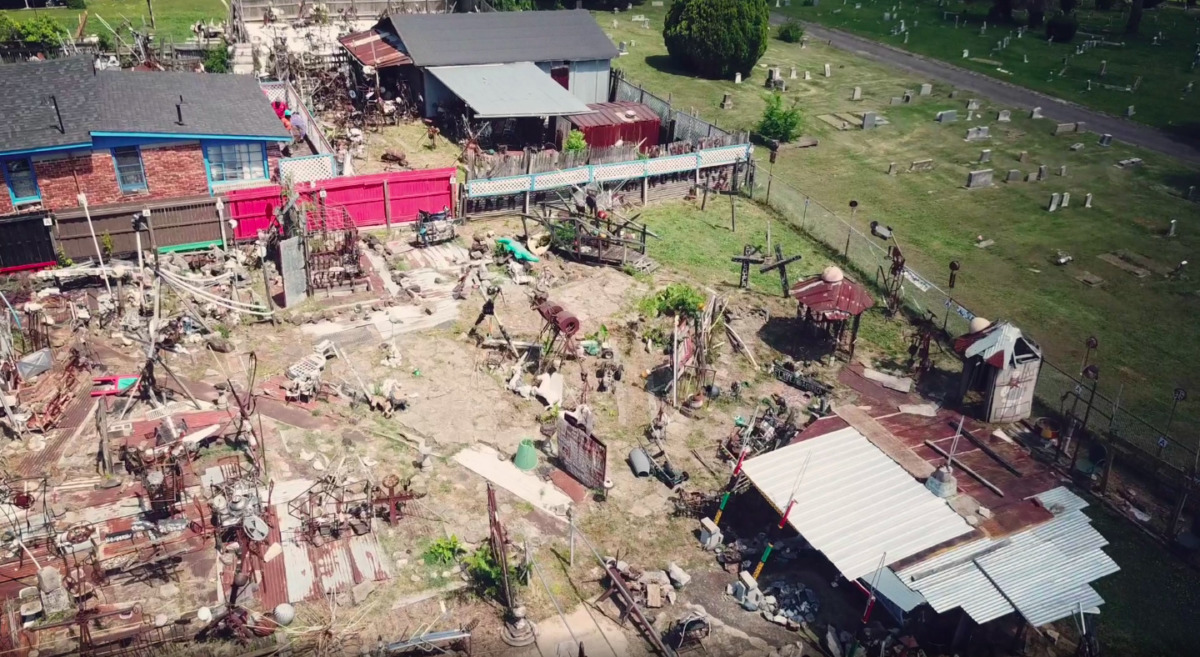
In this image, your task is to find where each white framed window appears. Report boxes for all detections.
[206,143,267,184]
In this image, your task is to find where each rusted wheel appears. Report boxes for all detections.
[554,311,580,337]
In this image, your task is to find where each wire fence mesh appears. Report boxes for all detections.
[746,163,1197,475]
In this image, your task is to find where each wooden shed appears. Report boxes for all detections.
[954,319,1043,424]
[565,101,662,151]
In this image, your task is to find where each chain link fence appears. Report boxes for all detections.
[746,163,1197,476]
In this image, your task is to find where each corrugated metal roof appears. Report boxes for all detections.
[954,320,1042,368]
[427,63,593,119]
[789,273,875,320]
[390,9,619,67]
[568,101,661,128]
[893,486,1118,627]
[741,426,973,581]
[339,27,412,68]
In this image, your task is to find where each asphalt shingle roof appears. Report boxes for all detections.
[388,9,619,67]
[0,57,291,155]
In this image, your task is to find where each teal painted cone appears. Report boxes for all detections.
[513,439,538,471]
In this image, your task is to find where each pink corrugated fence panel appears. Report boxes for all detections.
[220,169,454,240]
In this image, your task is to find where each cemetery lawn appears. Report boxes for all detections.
[601,7,1200,455]
[777,1,1200,136]
[0,1,224,43]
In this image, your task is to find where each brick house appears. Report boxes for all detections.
[0,56,292,219]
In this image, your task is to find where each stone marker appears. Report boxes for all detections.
[1070,143,1084,151]
[1126,105,1135,117]
[1061,192,1070,207]
[1037,164,1048,181]
[1098,133,1113,146]
[721,93,733,110]
[852,86,862,100]
[1006,169,1022,182]
[804,70,812,80]
[1018,150,1029,163]
[997,109,1011,122]
[1084,193,1093,208]
[963,49,970,58]
[967,169,994,188]
[949,90,959,99]
[967,99,981,110]
[903,90,914,103]
[910,158,935,172]
[790,66,797,79]
[824,63,832,77]
[1054,122,1076,136]
[979,149,992,163]
[735,72,742,84]
[1075,121,1087,133]
[1048,193,1062,212]
[890,96,903,105]
[1026,172,1038,182]
[888,162,898,175]
[936,110,958,123]
[862,112,878,130]
[1059,165,1067,177]
[965,126,990,141]
[1031,106,1043,119]
[920,83,933,95]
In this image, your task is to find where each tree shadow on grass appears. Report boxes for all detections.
[756,315,834,363]
[644,54,692,77]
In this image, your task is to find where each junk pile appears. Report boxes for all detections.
[727,571,821,629]
[721,396,800,460]
[603,559,692,610]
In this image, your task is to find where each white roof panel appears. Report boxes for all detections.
[741,427,974,581]
[426,62,594,118]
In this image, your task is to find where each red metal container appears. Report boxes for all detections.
[567,102,661,151]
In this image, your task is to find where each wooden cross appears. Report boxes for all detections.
[731,245,765,289]
[760,245,803,297]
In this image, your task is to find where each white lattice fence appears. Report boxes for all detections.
[280,155,337,184]
[467,175,532,197]
[592,161,648,183]
[532,167,590,192]
[698,145,750,168]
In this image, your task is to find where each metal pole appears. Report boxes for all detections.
[77,193,113,297]
[215,197,228,249]
[801,196,810,230]
[568,506,575,568]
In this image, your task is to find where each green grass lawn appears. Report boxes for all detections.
[602,6,1200,460]
[777,1,1200,136]
[1,0,226,43]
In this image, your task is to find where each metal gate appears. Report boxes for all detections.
[0,210,55,273]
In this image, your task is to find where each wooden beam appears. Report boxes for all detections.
[924,440,1005,497]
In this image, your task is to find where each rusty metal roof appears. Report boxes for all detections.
[339,28,412,69]
[789,272,875,320]
[567,102,660,128]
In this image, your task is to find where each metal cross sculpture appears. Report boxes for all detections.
[759,245,803,297]
[731,245,765,289]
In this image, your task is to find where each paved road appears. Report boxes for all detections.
[774,16,1200,165]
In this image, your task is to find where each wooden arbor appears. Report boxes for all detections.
[789,266,875,358]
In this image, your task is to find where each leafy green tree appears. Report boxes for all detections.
[203,44,231,73]
[663,0,769,79]
[18,16,68,44]
[756,92,804,143]
[0,14,20,43]
[564,129,587,152]
[777,19,804,43]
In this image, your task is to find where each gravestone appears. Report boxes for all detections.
[936,110,958,123]
[1099,60,1107,76]
[1048,193,1061,212]
[862,112,878,130]
[1019,151,1029,163]
[965,126,990,141]
[721,93,733,110]
[619,41,627,54]
[790,66,797,79]
[1031,107,1043,119]
[888,162,898,175]
[1075,121,1086,133]
[997,110,1011,122]
[1098,133,1113,146]
[1126,105,1135,117]
[824,63,832,77]
[910,159,935,172]
[1037,164,1048,180]
[804,70,812,80]
[920,83,933,95]
[903,90,914,102]
[978,149,993,163]
[1059,165,1067,177]
[1026,172,1038,182]
[1006,169,1022,182]
[735,72,742,84]
[967,169,994,188]
[1061,192,1070,207]
[1054,122,1076,135]
[967,99,981,110]
[891,96,904,105]
[852,86,862,100]
[949,90,959,99]
[1070,143,1085,151]
[1085,193,1093,208]
[963,49,969,58]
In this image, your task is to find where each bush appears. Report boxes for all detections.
[639,283,706,318]
[203,44,230,73]
[756,92,804,143]
[1045,13,1078,42]
[564,129,587,152]
[663,0,769,79]
[0,15,19,42]
[18,16,67,44]
[65,0,87,9]
[423,536,464,566]
[777,19,804,43]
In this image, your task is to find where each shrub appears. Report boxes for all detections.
[203,43,231,73]
[0,15,19,42]
[640,283,706,318]
[663,0,769,79]
[756,92,804,143]
[462,545,524,601]
[777,19,804,43]
[1045,13,1078,42]
[423,535,464,565]
[18,16,67,44]
[564,129,587,152]
[65,0,87,9]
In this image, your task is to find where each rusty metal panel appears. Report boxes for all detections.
[53,195,219,261]
[556,412,608,490]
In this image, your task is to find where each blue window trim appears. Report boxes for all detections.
[2,157,41,206]
[202,141,269,193]
[111,146,149,194]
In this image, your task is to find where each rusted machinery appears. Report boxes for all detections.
[534,299,580,368]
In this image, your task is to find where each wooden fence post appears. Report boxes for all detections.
[523,148,533,215]
[382,179,392,231]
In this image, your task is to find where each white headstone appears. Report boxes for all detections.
[1061,192,1070,207]
[919,83,932,95]
[1084,193,1093,208]
[852,86,862,100]
[1031,107,1043,119]
[790,66,797,79]
[804,70,812,80]
[1048,193,1061,212]
[824,63,832,77]
[963,49,969,58]
[735,72,742,84]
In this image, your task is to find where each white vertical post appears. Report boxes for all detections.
[215,197,228,249]
[77,193,113,296]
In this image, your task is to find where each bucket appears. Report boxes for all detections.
[514,439,539,471]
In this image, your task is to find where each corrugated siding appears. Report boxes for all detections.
[225,169,455,240]
[741,426,973,581]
